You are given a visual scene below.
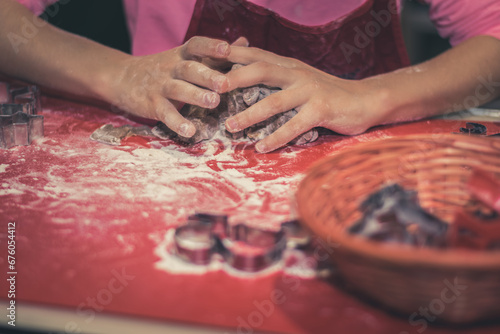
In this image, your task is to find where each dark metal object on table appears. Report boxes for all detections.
[173,213,306,272]
[174,223,215,265]
[0,83,43,149]
[459,122,487,135]
[10,85,41,114]
[457,121,500,137]
[222,223,286,272]
[187,212,229,239]
[0,82,9,104]
[281,219,312,249]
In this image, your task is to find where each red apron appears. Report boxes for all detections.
[184,0,410,79]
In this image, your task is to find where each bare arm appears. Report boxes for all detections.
[0,0,126,102]
[367,35,500,124]
[224,35,500,152]
[0,0,231,137]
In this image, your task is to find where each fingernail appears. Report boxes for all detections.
[179,122,195,137]
[225,118,239,132]
[255,142,267,153]
[216,42,229,56]
[203,92,219,108]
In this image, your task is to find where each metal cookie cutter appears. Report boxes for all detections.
[222,224,286,272]
[173,213,288,272]
[173,213,229,265]
[281,219,312,249]
[457,122,500,137]
[174,223,216,265]
[0,82,10,104]
[0,83,43,149]
[10,85,41,114]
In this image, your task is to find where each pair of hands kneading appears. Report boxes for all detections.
[3,2,499,153]
[110,36,380,153]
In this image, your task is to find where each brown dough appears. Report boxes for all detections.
[152,64,319,146]
[90,124,153,146]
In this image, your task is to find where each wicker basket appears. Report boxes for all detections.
[296,134,500,323]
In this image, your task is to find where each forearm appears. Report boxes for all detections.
[365,35,500,125]
[0,0,129,103]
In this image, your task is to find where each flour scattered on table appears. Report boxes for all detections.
[1,127,304,229]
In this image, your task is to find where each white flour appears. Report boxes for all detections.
[1,120,316,278]
[1,132,302,225]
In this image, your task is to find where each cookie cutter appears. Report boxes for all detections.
[174,223,216,265]
[173,213,229,265]
[281,219,312,249]
[0,82,43,149]
[456,122,500,137]
[223,223,286,272]
[0,82,10,104]
[459,122,487,135]
[11,85,41,115]
[173,213,298,272]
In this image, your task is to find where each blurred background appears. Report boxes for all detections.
[37,0,499,120]
[400,0,451,64]
[41,0,450,63]
[43,0,131,53]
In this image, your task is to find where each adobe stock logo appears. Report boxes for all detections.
[340,0,398,63]
[210,0,244,22]
[57,267,135,334]
[400,277,467,334]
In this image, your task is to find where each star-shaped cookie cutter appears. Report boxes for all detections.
[0,82,43,149]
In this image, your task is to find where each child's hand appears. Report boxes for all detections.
[224,47,386,152]
[110,36,232,138]
[202,37,249,71]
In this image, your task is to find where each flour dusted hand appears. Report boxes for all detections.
[152,82,318,146]
[108,37,233,140]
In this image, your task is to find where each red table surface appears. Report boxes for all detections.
[1,96,500,334]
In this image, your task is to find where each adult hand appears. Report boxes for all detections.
[110,36,233,138]
[224,47,386,152]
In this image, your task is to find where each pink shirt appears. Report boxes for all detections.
[18,0,500,56]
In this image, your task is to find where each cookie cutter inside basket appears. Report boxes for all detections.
[0,82,43,149]
[173,213,308,272]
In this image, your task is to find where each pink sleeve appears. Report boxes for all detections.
[423,0,500,46]
[122,0,197,56]
[16,0,59,16]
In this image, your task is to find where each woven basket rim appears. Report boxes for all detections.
[297,133,500,270]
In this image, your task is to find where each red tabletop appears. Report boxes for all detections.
[1,96,499,333]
